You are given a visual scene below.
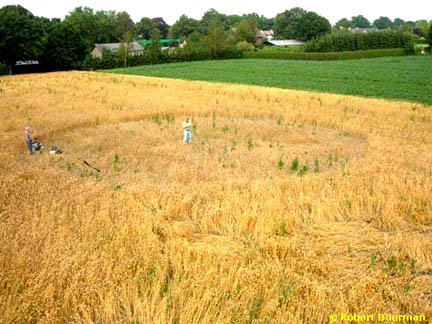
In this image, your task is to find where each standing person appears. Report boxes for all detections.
[25,126,33,154]
[182,116,192,145]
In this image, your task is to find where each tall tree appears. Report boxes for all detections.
[335,18,353,29]
[63,7,100,51]
[200,9,228,34]
[202,22,228,55]
[428,24,432,54]
[170,15,199,38]
[373,16,392,30]
[232,20,257,44]
[393,18,405,30]
[0,5,45,73]
[116,11,135,38]
[136,17,154,39]
[351,15,371,28]
[274,7,307,39]
[118,31,134,67]
[274,7,330,40]
[297,11,331,41]
[260,16,274,30]
[149,28,162,62]
[402,21,415,33]
[241,13,274,30]
[226,15,242,29]
[415,20,431,38]
[94,10,118,43]
[40,20,87,70]
[152,17,169,38]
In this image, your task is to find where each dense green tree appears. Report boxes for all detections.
[182,30,203,54]
[393,18,405,30]
[351,15,371,28]
[136,17,154,39]
[202,22,228,54]
[274,7,307,39]
[152,17,169,38]
[40,20,87,70]
[335,18,353,29]
[274,7,330,41]
[149,28,162,61]
[402,21,415,33]
[414,20,431,38]
[232,20,257,44]
[63,7,99,50]
[0,5,45,72]
[260,16,274,30]
[95,11,118,43]
[226,15,242,29]
[241,13,274,30]
[297,11,331,41]
[170,15,199,38]
[200,9,228,34]
[373,16,392,29]
[63,7,118,51]
[116,11,135,38]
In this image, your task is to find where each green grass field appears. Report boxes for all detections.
[104,56,432,106]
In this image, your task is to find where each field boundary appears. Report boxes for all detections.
[243,48,406,61]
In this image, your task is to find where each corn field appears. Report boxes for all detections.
[0,72,431,324]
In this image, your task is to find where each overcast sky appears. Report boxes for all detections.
[2,0,431,25]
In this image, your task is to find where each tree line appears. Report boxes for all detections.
[0,4,431,74]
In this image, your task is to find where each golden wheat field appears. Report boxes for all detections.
[0,71,431,324]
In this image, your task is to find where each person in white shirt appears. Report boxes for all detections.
[182,117,192,145]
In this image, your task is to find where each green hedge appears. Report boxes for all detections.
[243,48,406,61]
[305,31,414,53]
[260,45,305,53]
[83,47,242,70]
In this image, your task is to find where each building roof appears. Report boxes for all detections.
[264,39,305,46]
[138,39,182,45]
[94,42,144,52]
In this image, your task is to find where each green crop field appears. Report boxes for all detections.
[104,56,432,106]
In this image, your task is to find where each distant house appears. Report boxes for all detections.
[91,42,145,58]
[255,30,274,44]
[264,39,306,46]
[91,40,184,58]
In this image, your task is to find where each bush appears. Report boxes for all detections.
[236,41,254,53]
[243,48,406,61]
[260,45,305,52]
[305,30,414,54]
[0,63,9,75]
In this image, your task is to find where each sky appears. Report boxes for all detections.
[2,0,431,25]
